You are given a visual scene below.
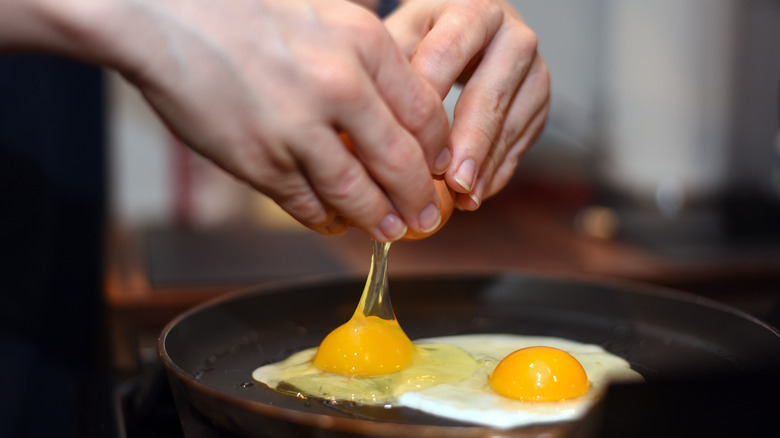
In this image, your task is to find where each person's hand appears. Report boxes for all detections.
[0,0,451,241]
[385,0,550,210]
[115,0,452,241]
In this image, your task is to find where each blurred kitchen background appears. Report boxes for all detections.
[1,0,779,436]
[104,0,780,342]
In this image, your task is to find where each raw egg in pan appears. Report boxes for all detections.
[253,238,643,428]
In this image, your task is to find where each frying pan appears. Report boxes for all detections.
[159,272,780,437]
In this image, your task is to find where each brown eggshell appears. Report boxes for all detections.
[400,175,456,241]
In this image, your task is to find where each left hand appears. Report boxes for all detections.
[385,0,550,210]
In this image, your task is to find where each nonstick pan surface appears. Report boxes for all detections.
[159,272,780,437]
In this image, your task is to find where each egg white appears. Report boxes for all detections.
[252,341,479,405]
[396,334,643,429]
[253,333,643,429]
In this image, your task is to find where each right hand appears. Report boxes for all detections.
[385,0,550,211]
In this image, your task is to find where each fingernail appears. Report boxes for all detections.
[456,196,479,212]
[468,177,485,210]
[453,159,476,192]
[374,213,407,242]
[433,148,451,175]
[419,203,442,233]
[468,193,481,209]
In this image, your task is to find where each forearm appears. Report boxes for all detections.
[0,0,383,70]
[0,0,145,74]
[1,1,91,52]
[0,0,452,240]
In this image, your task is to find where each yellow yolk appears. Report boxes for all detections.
[489,346,589,401]
[313,315,415,377]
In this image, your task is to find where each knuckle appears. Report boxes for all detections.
[501,118,522,148]
[237,143,297,189]
[309,64,363,105]
[279,189,329,228]
[228,142,274,183]
[423,30,468,68]
[517,27,539,56]
[322,164,380,220]
[472,120,499,153]
[385,146,419,177]
[406,89,443,126]
[501,15,538,58]
[459,0,502,22]
[328,164,364,203]
[464,0,504,36]
[492,88,511,113]
[472,91,505,136]
[323,164,394,226]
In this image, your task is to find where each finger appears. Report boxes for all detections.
[484,55,549,196]
[453,94,549,211]
[365,26,451,174]
[452,54,549,211]
[383,3,429,60]
[401,1,504,99]
[445,21,539,195]
[251,161,335,233]
[487,96,549,197]
[480,55,550,195]
[334,87,443,236]
[238,122,407,241]
[325,27,446,234]
[291,126,412,241]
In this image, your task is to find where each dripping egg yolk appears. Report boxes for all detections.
[489,346,589,402]
[313,315,415,377]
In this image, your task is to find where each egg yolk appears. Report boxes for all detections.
[489,346,589,401]
[313,314,415,377]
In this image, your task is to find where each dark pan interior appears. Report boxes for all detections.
[160,272,780,437]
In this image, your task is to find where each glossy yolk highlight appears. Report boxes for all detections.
[489,346,589,401]
[313,314,415,377]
